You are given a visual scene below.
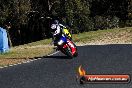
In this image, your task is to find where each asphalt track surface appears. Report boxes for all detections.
[0,44,132,88]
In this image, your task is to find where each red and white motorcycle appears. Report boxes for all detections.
[56,35,78,58]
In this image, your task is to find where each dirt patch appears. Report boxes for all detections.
[0,58,28,66]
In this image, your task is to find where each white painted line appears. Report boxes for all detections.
[48,51,59,56]
[0,67,4,69]
[17,63,22,65]
[23,61,29,63]
[33,59,38,61]
[28,60,34,62]
[38,58,42,60]
[13,64,18,66]
[0,51,60,69]
[3,66,8,68]
[9,65,13,67]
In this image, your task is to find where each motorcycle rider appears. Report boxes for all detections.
[50,19,78,57]
[51,19,72,46]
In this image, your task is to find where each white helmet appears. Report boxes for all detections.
[51,24,56,29]
[54,20,59,24]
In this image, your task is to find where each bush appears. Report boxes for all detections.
[126,20,132,27]
[94,16,119,30]
[64,0,94,33]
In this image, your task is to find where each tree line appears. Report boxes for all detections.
[0,0,131,46]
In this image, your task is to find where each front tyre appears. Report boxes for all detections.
[64,47,73,58]
[74,51,78,57]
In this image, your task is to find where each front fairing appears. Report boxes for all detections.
[57,35,67,46]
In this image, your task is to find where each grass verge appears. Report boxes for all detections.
[0,39,54,66]
[73,27,132,44]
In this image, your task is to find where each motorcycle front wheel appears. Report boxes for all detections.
[64,46,73,58]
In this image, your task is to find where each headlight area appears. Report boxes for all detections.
[58,40,64,45]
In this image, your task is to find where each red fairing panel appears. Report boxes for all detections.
[63,44,67,49]
[67,40,76,55]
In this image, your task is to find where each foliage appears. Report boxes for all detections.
[94,15,119,30]
[64,0,93,33]
[0,0,131,45]
[0,0,31,25]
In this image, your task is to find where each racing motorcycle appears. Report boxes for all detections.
[55,34,78,58]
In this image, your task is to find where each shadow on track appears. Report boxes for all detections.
[43,55,72,59]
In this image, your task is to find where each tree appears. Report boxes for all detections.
[65,0,93,33]
[0,0,31,46]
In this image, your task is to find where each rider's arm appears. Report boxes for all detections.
[53,25,61,36]
[59,24,66,28]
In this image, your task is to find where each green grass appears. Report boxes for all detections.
[0,38,54,59]
[73,27,132,43]
[14,38,52,48]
